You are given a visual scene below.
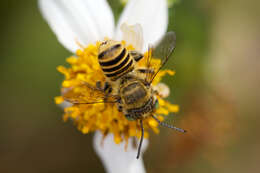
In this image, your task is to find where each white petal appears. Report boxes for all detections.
[120,23,144,52]
[39,0,115,53]
[116,0,168,51]
[93,132,148,173]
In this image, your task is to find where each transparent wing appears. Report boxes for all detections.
[62,82,118,104]
[144,45,155,83]
[145,32,176,83]
[152,31,176,60]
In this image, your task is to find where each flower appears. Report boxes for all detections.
[54,41,179,144]
[39,0,175,172]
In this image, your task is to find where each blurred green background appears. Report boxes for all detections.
[1,0,260,173]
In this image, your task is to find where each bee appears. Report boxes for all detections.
[98,40,144,81]
[64,32,186,159]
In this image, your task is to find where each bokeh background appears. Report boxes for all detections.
[1,0,260,172]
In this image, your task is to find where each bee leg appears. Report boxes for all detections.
[136,119,144,159]
[117,105,123,112]
[104,81,112,94]
[103,82,113,103]
[96,81,113,102]
[152,115,187,133]
[96,81,102,90]
[129,50,144,62]
[116,99,123,112]
[96,81,112,94]
[136,68,154,74]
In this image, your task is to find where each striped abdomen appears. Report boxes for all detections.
[98,41,135,81]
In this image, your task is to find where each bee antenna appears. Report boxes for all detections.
[152,115,187,133]
[136,119,144,159]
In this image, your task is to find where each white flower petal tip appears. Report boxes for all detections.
[38,0,115,53]
[93,131,148,173]
[120,23,144,52]
[116,0,168,50]
[154,83,170,98]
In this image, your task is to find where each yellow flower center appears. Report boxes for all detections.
[55,41,179,145]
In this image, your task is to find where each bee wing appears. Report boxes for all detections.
[145,32,176,84]
[62,82,118,104]
[152,31,176,61]
[120,23,143,52]
[144,45,155,82]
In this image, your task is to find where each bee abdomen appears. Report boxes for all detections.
[98,43,134,81]
[99,47,126,66]
[101,54,130,72]
[105,59,134,78]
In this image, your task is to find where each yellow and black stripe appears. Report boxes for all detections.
[98,41,135,81]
